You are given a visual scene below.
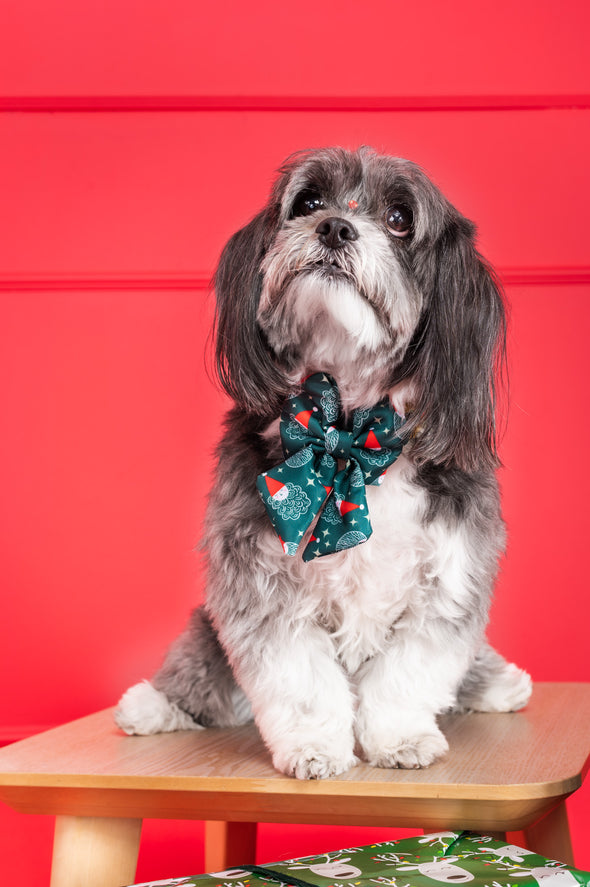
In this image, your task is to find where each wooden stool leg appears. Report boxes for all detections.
[523,802,575,866]
[205,821,258,872]
[50,815,142,887]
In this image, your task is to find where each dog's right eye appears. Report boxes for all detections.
[290,189,325,218]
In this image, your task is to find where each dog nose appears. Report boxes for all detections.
[315,217,359,249]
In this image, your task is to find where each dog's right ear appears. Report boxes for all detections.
[213,208,288,416]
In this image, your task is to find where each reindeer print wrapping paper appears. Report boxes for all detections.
[127,831,590,887]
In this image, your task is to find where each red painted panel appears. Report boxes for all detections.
[490,283,590,678]
[1,0,589,97]
[0,289,224,723]
[1,281,589,727]
[1,109,589,276]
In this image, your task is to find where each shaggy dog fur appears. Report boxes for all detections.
[116,147,531,779]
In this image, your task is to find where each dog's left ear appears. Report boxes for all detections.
[406,215,507,472]
[213,208,288,417]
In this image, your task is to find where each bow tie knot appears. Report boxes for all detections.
[325,425,355,460]
[256,373,405,561]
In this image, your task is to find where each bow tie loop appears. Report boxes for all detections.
[256,373,404,561]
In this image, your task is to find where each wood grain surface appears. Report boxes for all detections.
[0,683,588,832]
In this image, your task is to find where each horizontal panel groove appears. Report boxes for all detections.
[500,267,590,286]
[0,274,212,292]
[1,95,590,113]
[1,268,589,291]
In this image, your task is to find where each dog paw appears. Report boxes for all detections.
[365,729,449,770]
[114,680,202,735]
[468,665,532,713]
[274,746,357,780]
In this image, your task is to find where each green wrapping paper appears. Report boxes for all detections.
[128,831,590,887]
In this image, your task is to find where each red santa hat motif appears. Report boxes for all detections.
[263,475,289,501]
[335,496,360,517]
[279,535,299,556]
[294,409,314,429]
[362,429,381,450]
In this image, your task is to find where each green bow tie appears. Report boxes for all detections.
[256,373,405,561]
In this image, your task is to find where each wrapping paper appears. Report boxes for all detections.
[128,830,590,887]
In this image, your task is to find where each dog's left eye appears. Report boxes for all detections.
[290,189,326,218]
[385,204,413,238]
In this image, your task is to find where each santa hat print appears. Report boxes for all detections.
[294,409,314,429]
[362,429,381,450]
[279,535,298,556]
[335,497,360,517]
[263,475,289,501]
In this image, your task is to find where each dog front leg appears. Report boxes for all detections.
[354,630,472,769]
[225,623,357,780]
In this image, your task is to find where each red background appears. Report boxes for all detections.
[1,0,590,880]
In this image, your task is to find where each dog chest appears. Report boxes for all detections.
[290,457,435,668]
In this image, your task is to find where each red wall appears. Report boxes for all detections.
[1,1,590,881]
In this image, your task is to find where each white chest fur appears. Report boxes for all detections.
[268,454,469,674]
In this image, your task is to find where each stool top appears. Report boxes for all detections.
[0,682,588,832]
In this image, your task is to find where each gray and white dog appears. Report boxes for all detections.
[116,146,531,779]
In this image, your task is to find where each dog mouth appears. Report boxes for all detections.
[307,257,355,282]
[287,257,378,313]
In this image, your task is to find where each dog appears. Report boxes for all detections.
[115,146,532,779]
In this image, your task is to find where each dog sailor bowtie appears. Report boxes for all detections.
[256,373,405,561]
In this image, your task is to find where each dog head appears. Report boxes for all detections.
[213,146,506,471]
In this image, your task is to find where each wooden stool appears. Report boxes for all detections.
[0,682,588,887]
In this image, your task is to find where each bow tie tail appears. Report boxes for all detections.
[256,455,332,556]
[301,470,373,562]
